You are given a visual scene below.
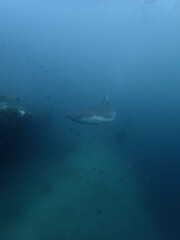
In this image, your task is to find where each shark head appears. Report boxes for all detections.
[66,113,86,123]
[66,94,116,124]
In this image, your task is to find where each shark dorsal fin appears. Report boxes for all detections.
[101,93,109,105]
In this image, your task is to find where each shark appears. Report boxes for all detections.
[66,94,116,124]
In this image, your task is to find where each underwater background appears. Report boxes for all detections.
[0,0,180,239]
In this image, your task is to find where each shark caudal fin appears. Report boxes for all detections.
[101,93,109,105]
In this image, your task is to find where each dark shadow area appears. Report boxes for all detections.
[129,135,180,240]
[0,109,71,237]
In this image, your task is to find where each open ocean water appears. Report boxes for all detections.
[0,1,180,240]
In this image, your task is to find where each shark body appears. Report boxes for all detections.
[66,94,116,124]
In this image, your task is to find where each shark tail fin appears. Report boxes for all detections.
[101,93,109,105]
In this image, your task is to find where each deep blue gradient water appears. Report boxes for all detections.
[0,1,180,240]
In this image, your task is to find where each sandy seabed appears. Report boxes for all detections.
[1,139,162,240]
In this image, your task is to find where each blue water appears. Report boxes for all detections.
[0,1,180,240]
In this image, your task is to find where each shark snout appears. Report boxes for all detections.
[66,114,82,123]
